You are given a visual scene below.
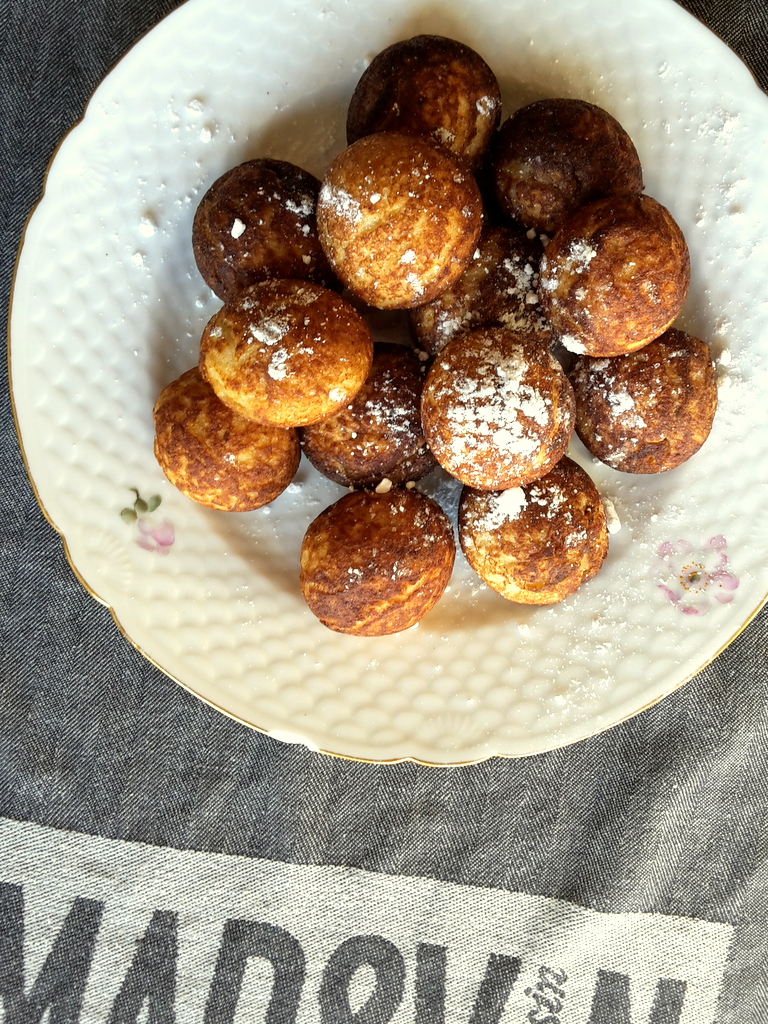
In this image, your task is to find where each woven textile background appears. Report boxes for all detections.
[2,1,768,1021]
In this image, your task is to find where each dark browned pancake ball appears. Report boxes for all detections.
[409,225,548,355]
[192,158,337,302]
[458,456,609,604]
[568,327,717,473]
[346,35,502,170]
[316,131,483,309]
[153,367,300,511]
[199,278,373,428]
[300,488,455,635]
[300,343,437,488]
[421,327,575,490]
[490,98,644,235]
[538,194,690,358]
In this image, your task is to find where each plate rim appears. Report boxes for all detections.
[8,0,768,766]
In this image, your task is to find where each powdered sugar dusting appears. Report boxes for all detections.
[419,234,549,353]
[267,348,289,379]
[406,272,425,296]
[608,389,647,428]
[540,239,596,294]
[434,337,557,467]
[319,181,362,224]
[697,107,740,144]
[608,390,634,415]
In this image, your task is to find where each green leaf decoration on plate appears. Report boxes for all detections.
[120,489,174,556]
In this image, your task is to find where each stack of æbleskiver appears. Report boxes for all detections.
[153,34,718,636]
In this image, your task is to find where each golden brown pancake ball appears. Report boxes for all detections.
[409,224,549,355]
[199,278,373,428]
[458,456,609,604]
[490,98,644,235]
[538,194,690,357]
[192,158,338,302]
[346,35,502,170]
[316,131,483,309]
[299,488,455,635]
[299,343,437,488]
[568,327,717,473]
[153,367,300,511]
[420,327,575,490]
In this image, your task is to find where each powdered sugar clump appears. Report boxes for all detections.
[476,94,498,117]
[250,317,290,347]
[475,487,528,531]
[284,194,314,217]
[138,215,157,238]
[607,390,634,415]
[434,126,457,146]
[560,333,586,354]
[564,239,598,273]
[602,497,622,534]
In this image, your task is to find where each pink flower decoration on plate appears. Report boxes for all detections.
[655,535,739,615]
[135,514,175,555]
[120,489,175,556]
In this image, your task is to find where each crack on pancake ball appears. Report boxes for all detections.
[316,131,482,309]
[568,327,718,473]
[299,342,437,488]
[490,98,644,235]
[458,456,609,604]
[153,367,300,511]
[420,326,575,490]
[199,278,373,428]
[346,35,501,170]
[192,158,338,302]
[538,193,690,357]
[300,488,456,635]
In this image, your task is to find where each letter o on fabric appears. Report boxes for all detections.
[319,935,406,1024]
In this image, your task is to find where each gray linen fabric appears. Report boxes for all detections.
[2,1,768,1021]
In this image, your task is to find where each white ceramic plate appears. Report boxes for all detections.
[11,0,768,764]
